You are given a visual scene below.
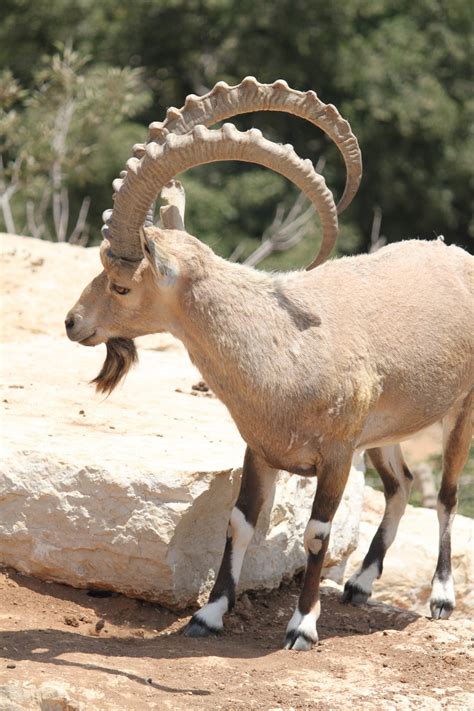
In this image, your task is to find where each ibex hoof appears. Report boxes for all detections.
[342,580,370,605]
[283,629,317,652]
[430,599,454,620]
[183,615,221,638]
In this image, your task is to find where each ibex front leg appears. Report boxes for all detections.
[284,445,353,651]
[184,447,277,637]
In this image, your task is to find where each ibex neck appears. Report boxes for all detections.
[168,256,327,461]
[172,259,290,399]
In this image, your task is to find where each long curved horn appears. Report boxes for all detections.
[146,77,361,215]
[107,123,337,267]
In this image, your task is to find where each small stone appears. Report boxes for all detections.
[240,593,253,611]
[95,619,105,632]
[6,663,16,669]
[64,615,79,627]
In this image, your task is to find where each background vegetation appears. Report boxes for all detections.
[365,444,474,518]
[1,0,473,267]
[1,2,473,515]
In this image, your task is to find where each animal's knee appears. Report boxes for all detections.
[228,506,254,546]
[437,486,457,513]
[304,519,331,556]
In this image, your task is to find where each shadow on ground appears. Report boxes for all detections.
[1,567,422,696]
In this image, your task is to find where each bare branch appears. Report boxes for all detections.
[50,99,75,241]
[52,188,62,239]
[242,240,275,267]
[57,186,69,242]
[242,193,315,267]
[0,155,23,234]
[0,189,17,233]
[230,155,326,268]
[228,242,247,263]
[75,225,90,247]
[69,196,91,245]
[369,205,386,253]
[26,201,41,239]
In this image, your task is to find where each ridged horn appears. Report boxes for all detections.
[147,77,361,214]
[108,124,337,266]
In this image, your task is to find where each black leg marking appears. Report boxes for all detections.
[184,614,223,638]
[342,526,385,604]
[184,448,276,641]
[209,537,236,610]
[283,627,317,652]
[403,464,414,481]
[430,392,472,620]
[285,445,353,651]
[430,597,454,620]
[344,445,412,606]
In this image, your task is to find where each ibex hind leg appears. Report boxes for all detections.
[184,447,276,638]
[343,444,412,605]
[430,391,473,620]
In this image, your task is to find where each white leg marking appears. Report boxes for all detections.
[285,602,320,646]
[430,501,456,614]
[194,597,228,630]
[382,488,408,548]
[229,507,254,583]
[437,501,455,539]
[431,575,455,605]
[348,561,380,594]
[304,519,331,556]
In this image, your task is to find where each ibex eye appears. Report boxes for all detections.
[112,284,130,295]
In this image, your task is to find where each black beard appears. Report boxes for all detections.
[91,338,138,396]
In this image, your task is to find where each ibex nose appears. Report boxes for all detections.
[65,315,75,332]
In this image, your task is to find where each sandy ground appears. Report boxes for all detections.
[1,234,473,709]
[0,567,473,711]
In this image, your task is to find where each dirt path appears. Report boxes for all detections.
[0,569,472,710]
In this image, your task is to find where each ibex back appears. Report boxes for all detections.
[66,78,473,650]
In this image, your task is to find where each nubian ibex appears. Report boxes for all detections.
[65,78,473,650]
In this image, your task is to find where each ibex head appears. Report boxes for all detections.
[65,77,362,394]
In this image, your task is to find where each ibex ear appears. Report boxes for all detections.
[140,226,179,287]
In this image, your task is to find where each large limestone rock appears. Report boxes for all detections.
[344,486,474,616]
[0,680,101,710]
[0,234,364,608]
[0,440,364,608]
